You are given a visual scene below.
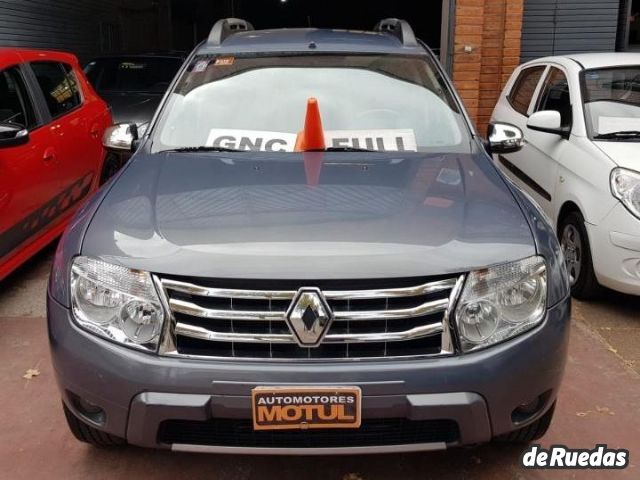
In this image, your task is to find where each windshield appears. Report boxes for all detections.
[152,54,470,153]
[84,57,183,94]
[582,66,640,140]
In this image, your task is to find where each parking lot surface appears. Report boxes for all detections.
[0,246,639,480]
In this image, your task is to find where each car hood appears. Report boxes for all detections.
[82,150,535,279]
[594,141,640,170]
[100,92,162,126]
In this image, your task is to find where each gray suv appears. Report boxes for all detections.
[48,18,571,454]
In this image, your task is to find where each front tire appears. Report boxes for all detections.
[63,403,126,447]
[494,402,556,443]
[559,211,601,300]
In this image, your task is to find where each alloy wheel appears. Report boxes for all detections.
[561,224,582,285]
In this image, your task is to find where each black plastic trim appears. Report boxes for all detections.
[498,155,552,202]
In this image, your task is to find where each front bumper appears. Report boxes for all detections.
[587,203,640,295]
[48,294,570,454]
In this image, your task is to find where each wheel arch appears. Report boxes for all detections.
[555,200,602,298]
[557,201,582,232]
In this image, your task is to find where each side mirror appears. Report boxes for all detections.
[0,123,29,148]
[102,123,138,152]
[527,110,570,138]
[487,122,524,154]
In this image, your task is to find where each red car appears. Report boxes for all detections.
[0,49,112,281]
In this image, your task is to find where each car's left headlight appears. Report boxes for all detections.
[70,256,165,351]
[611,167,640,219]
[455,256,547,352]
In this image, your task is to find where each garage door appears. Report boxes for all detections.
[521,0,620,62]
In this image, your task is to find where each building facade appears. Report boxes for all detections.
[452,0,627,132]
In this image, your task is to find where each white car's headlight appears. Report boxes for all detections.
[70,257,165,351]
[455,256,547,352]
[611,167,640,219]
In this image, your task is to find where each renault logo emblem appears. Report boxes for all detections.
[285,288,333,347]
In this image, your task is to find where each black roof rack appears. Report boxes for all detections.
[374,18,418,47]
[208,18,254,46]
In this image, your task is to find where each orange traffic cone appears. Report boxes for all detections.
[295,98,326,186]
[303,152,323,187]
[295,98,326,152]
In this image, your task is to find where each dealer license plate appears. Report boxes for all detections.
[251,386,362,431]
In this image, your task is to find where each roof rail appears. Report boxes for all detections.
[208,18,254,46]
[374,18,418,47]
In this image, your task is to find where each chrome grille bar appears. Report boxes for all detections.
[170,298,285,322]
[162,279,295,300]
[175,321,444,344]
[161,277,458,301]
[324,278,457,300]
[333,298,449,321]
[169,297,449,322]
[156,275,466,361]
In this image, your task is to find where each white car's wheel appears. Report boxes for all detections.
[559,211,601,299]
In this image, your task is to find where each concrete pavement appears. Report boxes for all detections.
[0,247,638,479]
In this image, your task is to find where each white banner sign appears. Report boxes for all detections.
[324,129,418,152]
[206,129,418,152]
[206,129,297,152]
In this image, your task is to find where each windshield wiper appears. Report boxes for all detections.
[163,146,242,153]
[314,147,376,152]
[162,146,379,154]
[594,130,640,140]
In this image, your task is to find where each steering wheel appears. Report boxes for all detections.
[620,74,640,101]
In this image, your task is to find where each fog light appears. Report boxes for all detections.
[69,392,106,425]
[511,391,551,424]
[77,397,103,416]
[516,399,541,415]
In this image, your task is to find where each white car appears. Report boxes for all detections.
[491,53,640,298]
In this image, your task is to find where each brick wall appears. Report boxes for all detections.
[452,0,524,135]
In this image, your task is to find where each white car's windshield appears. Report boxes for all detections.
[152,54,470,153]
[583,66,640,140]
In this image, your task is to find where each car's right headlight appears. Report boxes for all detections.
[455,256,547,352]
[70,256,165,352]
[611,167,640,219]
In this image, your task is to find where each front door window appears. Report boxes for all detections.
[535,67,572,128]
[0,67,37,129]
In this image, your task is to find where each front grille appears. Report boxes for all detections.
[157,418,460,448]
[156,275,463,360]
